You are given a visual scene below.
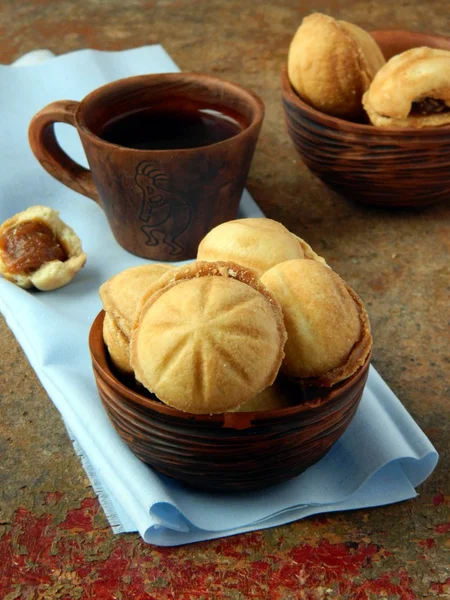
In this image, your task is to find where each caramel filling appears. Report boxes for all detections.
[411,97,449,116]
[0,220,68,274]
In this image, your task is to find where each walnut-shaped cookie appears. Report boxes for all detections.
[232,379,294,412]
[99,263,174,374]
[288,13,385,119]
[261,259,372,386]
[102,312,132,375]
[197,218,326,277]
[130,261,287,414]
[363,47,450,128]
[0,205,86,291]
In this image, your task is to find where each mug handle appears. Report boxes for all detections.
[28,100,99,203]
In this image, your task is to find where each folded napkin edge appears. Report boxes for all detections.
[3,44,169,70]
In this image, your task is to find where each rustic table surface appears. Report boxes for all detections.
[1,1,449,598]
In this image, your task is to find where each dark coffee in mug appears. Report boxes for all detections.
[29,72,264,261]
[100,105,244,150]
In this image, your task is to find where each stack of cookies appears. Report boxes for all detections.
[99,218,372,415]
[287,13,450,128]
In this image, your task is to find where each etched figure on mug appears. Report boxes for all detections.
[135,161,192,256]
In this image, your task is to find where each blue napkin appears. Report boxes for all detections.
[0,45,438,546]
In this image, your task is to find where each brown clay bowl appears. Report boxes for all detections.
[89,310,371,491]
[281,30,450,207]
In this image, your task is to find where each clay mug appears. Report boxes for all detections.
[28,73,264,260]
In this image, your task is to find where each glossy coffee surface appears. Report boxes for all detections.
[100,105,243,150]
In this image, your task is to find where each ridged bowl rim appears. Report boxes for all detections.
[89,310,371,430]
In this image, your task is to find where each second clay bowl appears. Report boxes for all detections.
[281,30,450,208]
[89,310,371,492]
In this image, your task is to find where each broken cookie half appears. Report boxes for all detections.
[363,47,450,128]
[0,205,87,291]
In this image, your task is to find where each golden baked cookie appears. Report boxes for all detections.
[287,13,385,119]
[100,263,173,339]
[130,261,287,414]
[232,379,293,412]
[99,263,173,373]
[292,234,328,267]
[103,312,133,375]
[363,47,450,128]
[197,218,326,277]
[261,259,371,385]
[0,205,86,291]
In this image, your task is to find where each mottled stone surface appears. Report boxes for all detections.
[1,0,449,598]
